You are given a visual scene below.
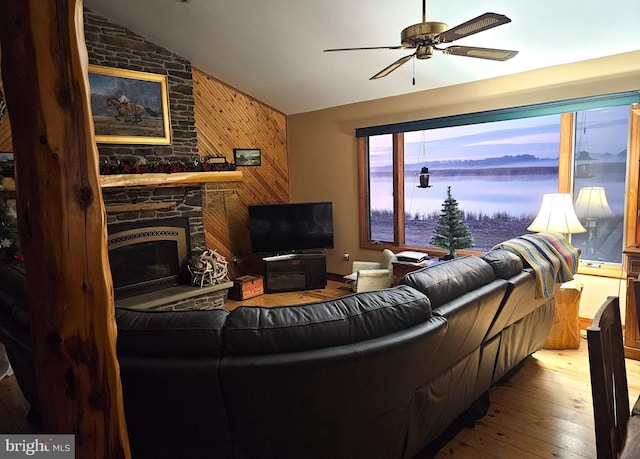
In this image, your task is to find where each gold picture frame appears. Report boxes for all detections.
[88,65,171,145]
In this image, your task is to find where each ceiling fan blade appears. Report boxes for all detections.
[436,12,511,43]
[324,46,403,52]
[442,46,518,61]
[370,54,415,80]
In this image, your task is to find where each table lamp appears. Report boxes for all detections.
[528,193,586,236]
[574,186,614,246]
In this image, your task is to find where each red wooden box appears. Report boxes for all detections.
[229,275,264,300]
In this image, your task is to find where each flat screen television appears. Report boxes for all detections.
[249,201,334,254]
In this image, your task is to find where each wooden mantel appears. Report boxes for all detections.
[2,170,243,191]
[100,170,243,187]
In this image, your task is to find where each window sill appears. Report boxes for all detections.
[577,262,625,279]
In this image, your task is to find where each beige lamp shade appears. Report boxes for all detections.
[528,193,586,234]
[574,187,615,219]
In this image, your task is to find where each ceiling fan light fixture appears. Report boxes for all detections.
[401,22,448,47]
[415,44,433,59]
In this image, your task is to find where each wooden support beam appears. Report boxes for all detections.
[0,1,131,457]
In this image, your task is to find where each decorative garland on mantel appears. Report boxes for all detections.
[0,156,236,179]
[99,157,236,175]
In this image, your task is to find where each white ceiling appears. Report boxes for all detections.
[84,0,640,115]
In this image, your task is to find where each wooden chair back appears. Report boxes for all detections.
[633,279,640,333]
[587,296,630,459]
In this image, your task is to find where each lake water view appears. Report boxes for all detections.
[369,162,627,255]
[370,170,556,250]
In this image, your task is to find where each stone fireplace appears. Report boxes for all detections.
[104,186,232,310]
[84,9,234,310]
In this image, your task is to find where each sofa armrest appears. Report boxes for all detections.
[352,261,382,271]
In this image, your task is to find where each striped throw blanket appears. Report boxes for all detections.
[493,232,580,299]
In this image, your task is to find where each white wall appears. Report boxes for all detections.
[575,273,628,323]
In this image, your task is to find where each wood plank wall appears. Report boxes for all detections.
[192,68,289,276]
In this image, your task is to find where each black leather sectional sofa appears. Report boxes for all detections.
[0,247,561,458]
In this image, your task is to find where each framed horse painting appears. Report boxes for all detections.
[88,65,171,145]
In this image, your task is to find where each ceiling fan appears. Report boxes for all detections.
[324,0,518,80]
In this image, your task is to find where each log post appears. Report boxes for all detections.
[0,1,130,457]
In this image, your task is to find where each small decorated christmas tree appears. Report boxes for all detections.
[0,199,19,263]
[431,186,474,259]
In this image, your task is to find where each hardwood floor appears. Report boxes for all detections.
[222,278,355,310]
[436,340,640,458]
[2,280,639,458]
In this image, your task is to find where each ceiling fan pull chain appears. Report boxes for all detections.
[412,57,416,86]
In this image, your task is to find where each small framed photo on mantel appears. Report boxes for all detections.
[234,148,261,166]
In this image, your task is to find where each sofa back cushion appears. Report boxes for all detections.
[223,285,432,355]
[115,308,229,357]
[482,249,524,279]
[399,256,496,308]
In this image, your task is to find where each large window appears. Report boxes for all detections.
[571,106,629,264]
[358,93,640,276]
[368,134,394,243]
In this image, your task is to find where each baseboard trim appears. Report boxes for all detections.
[327,272,347,283]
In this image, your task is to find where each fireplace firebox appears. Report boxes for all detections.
[107,217,191,299]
